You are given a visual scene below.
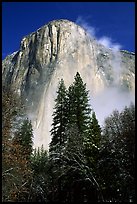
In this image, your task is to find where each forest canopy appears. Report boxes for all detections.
[2,73,135,202]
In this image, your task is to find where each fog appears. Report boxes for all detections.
[91,87,135,128]
[76,16,135,126]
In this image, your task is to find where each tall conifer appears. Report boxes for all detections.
[49,79,68,153]
[67,72,92,135]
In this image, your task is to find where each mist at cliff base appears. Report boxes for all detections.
[91,86,135,127]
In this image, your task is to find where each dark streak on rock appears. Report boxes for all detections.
[56,26,60,61]
[48,24,53,63]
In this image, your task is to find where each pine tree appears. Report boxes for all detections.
[16,118,33,160]
[65,73,103,201]
[30,146,48,202]
[67,72,92,135]
[84,111,101,167]
[48,79,68,201]
[49,79,68,154]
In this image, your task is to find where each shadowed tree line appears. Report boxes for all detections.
[2,73,135,202]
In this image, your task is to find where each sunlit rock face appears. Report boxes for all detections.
[2,19,135,149]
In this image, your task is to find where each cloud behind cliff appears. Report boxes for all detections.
[76,16,96,37]
[98,36,122,51]
[76,16,122,51]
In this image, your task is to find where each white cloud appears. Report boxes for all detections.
[76,16,96,37]
[76,16,122,51]
[98,36,122,51]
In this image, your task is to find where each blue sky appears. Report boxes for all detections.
[2,2,135,59]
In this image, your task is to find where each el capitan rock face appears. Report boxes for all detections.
[2,19,135,149]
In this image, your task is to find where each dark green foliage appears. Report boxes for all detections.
[48,73,104,202]
[15,118,33,159]
[48,79,68,200]
[89,111,101,147]
[30,146,49,202]
[31,145,48,174]
[84,111,101,168]
[67,72,92,134]
[49,79,68,153]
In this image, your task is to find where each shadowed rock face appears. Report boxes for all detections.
[2,19,135,149]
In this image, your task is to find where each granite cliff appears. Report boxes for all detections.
[2,19,135,149]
